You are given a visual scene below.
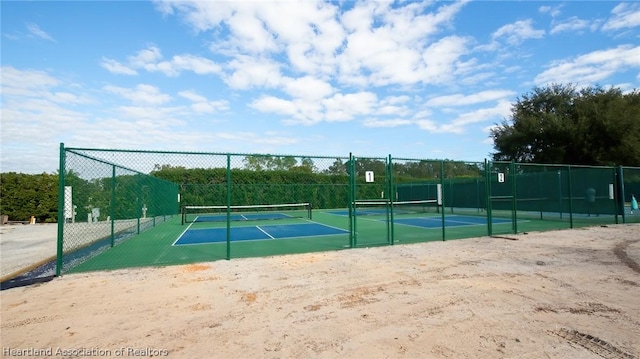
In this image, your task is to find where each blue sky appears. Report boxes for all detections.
[1,0,639,174]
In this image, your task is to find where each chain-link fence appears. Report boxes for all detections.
[57,145,637,275]
[58,148,180,274]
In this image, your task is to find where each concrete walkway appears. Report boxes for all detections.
[0,223,57,281]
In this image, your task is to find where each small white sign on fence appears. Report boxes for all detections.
[609,183,614,200]
[365,171,374,183]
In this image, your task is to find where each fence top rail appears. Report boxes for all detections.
[62,144,632,170]
[392,157,485,165]
[493,161,616,170]
[64,145,349,161]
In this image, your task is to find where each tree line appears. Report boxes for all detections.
[0,172,59,223]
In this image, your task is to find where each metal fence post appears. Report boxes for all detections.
[567,166,573,229]
[352,155,358,247]
[440,160,446,241]
[511,160,517,234]
[110,165,116,248]
[56,143,66,276]
[485,159,493,236]
[226,154,231,260]
[388,155,395,245]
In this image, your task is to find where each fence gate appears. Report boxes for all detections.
[349,155,392,247]
[486,161,517,235]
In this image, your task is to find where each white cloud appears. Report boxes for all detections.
[382,95,411,105]
[25,23,55,42]
[225,55,283,90]
[338,1,470,87]
[550,17,591,35]
[415,119,439,132]
[1,67,239,172]
[100,58,137,75]
[46,91,89,105]
[177,90,207,103]
[602,3,640,31]
[539,4,563,18]
[250,96,299,117]
[152,54,222,77]
[535,45,640,85]
[362,118,413,128]
[157,0,471,89]
[129,46,164,68]
[250,91,379,125]
[435,100,512,134]
[230,10,278,54]
[0,66,59,97]
[427,90,515,107]
[322,92,377,122]
[161,0,345,76]
[103,84,172,105]
[492,19,545,45]
[281,76,334,100]
[216,131,299,146]
[103,46,221,77]
[1,68,95,172]
[178,90,229,113]
[420,35,471,85]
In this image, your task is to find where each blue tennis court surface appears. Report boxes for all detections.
[328,209,415,216]
[327,210,512,228]
[392,215,511,228]
[193,213,292,222]
[174,223,348,245]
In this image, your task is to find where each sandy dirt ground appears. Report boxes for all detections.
[1,224,639,358]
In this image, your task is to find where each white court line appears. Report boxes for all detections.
[300,218,350,233]
[172,221,196,246]
[256,226,275,239]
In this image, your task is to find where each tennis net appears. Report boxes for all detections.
[353,199,439,216]
[181,202,312,224]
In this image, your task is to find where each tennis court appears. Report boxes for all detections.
[392,215,512,228]
[177,202,514,246]
[174,223,348,245]
[57,195,619,275]
[328,209,512,229]
[63,200,529,274]
[177,203,349,245]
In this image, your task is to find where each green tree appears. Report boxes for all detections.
[354,158,386,176]
[290,157,317,173]
[323,158,347,175]
[491,84,640,166]
[243,155,300,171]
[0,172,59,222]
[394,160,439,180]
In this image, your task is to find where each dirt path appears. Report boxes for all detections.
[1,224,639,358]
